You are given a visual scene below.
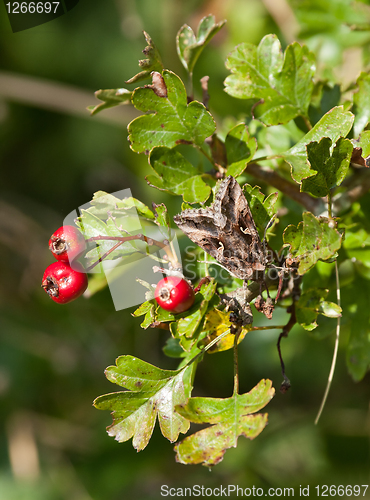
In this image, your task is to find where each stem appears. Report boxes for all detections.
[233,328,242,395]
[315,258,341,424]
[314,193,341,424]
[85,234,180,270]
[327,192,333,219]
[183,329,232,369]
[198,145,215,167]
[86,241,124,272]
[302,115,312,131]
[188,71,194,101]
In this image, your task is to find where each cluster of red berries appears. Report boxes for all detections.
[42,225,88,304]
[41,225,195,313]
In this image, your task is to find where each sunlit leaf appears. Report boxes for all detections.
[176,15,226,74]
[282,106,354,182]
[148,147,212,203]
[128,70,216,154]
[301,137,353,197]
[88,88,132,116]
[125,31,163,85]
[200,308,250,353]
[94,356,192,450]
[174,379,274,466]
[283,212,342,274]
[225,35,315,125]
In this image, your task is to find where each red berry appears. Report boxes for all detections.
[42,261,88,304]
[154,277,195,314]
[49,225,86,263]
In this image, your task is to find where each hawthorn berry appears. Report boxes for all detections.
[49,225,86,263]
[42,261,88,304]
[154,276,195,314]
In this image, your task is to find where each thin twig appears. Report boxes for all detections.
[315,259,341,424]
[86,234,180,269]
[86,241,124,272]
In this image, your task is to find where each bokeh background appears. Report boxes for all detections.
[1,1,370,499]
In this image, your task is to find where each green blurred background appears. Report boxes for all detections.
[0,1,369,498]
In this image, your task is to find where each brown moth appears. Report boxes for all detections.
[173,175,266,280]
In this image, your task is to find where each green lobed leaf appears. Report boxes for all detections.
[353,72,370,138]
[301,137,353,197]
[296,288,341,331]
[224,34,315,126]
[148,147,212,203]
[170,279,218,341]
[243,184,278,236]
[128,70,216,154]
[174,379,274,466]
[88,88,132,116]
[176,15,226,75]
[119,197,155,220]
[125,31,163,85]
[225,124,257,177]
[283,212,342,274]
[94,356,192,450]
[282,106,354,183]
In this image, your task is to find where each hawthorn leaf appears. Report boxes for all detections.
[148,147,212,203]
[171,278,218,340]
[296,288,341,331]
[301,137,353,197]
[174,379,274,466]
[243,184,278,236]
[132,300,156,329]
[152,203,170,229]
[282,106,354,182]
[94,356,192,450]
[224,35,315,126]
[176,15,226,74]
[125,31,163,85]
[119,197,155,220]
[128,70,216,154]
[353,72,370,138]
[87,191,154,223]
[283,212,342,274]
[88,88,132,116]
[200,308,250,353]
[225,124,257,177]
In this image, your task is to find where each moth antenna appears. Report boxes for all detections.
[263,214,277,244]
[262,214,277,265]
[197,259,239,279]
